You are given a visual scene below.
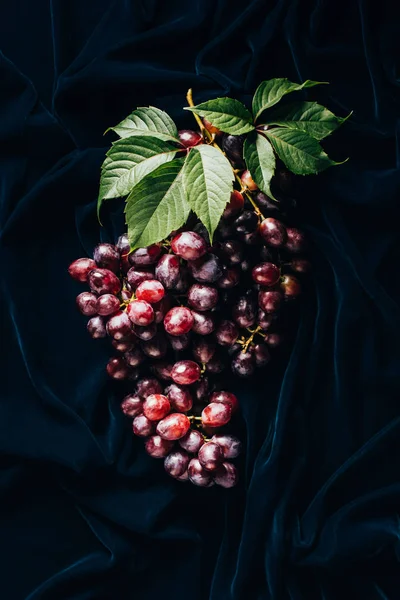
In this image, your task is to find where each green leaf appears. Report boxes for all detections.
[244,132,276,199]
[125,159,190,249]
[261,101,350,140]
[252,78,327,121]
[182,145,234,240]
[185,98,254,135]
[106,106,179,141]
[98,135,179,208]
[264,128,346,175]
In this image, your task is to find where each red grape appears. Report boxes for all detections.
[280,274,301,298]
[252,262,280,286]
[210,391,239,414]
[124,348,145,368]
[106,311,132,339]
[191,311,215,335]
[233,210,258,234]
[143,394,171,421]
[76,292,98,316]
[265,333,283,348]
[259,218,287,247]
[164,306,194,336]
[167,333,191,351]
[215,320,239,346]
[198,442,223,471]
[88,268,121,295]
[151,361,173,381]
[187,458,213,487]
[145,435,174,458]
[192,377,210,402]
[120,394,142,417]
[136,378,163,399]
[188,254,222,283]
[192,338,216,364]
[187,284,218,311]
[214,462,238,488]
[258,290,282,314]
[232,296,256,328]
[153,297,171,324]
[241,169,258,191]
[203,119,221,135]
[164,450,190,477]
[211,434,241,459]
[87,316,107,338]
[136,280,165,304]
[205,354,225,374]
[126,268,155,289]
[223,190,244,219]
[217,266,240,289]
[257,309,274,331]
[132,414,155,437]
[166,384,193,412]
[231,351,255,377]
[219,240,243,265]
[132,323,157,341]
[171,360,201,385]
[112,339,135,352]
[253,343,270,367]
[129,244,162,266]
[126,299,154,326]
[93,243,120,273]
[285,227,306,253]
[156,413,190,440]
[222,134,245,168]
[179,429,204,453]
[178,130,203,148]
[202,402,232,427]
[155,254,181,289]
[68,258,96,282]
[106,357,130,380]
[141,333,168,359]
[171,231,207,261]
[96,294,120,316]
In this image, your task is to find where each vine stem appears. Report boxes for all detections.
[234,173,264,219]
[186,89,213,142]
[241,326,262,353]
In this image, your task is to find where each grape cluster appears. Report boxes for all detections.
[68,130,310,488]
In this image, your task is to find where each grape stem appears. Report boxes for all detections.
[186,89,213,142]
[240,325,263,353]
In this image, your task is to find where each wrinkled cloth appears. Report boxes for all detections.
[1,1,400,598]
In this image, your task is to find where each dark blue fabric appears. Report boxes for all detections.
[1,1,400,598]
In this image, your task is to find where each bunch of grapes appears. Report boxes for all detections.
[68,129,310,488]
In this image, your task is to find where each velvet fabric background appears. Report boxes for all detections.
[1,1,400,598]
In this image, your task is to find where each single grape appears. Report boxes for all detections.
[126,299,154,326]
[164,306,194,336]
[191,311,215,335]
[210,391,239,414]
[124,347,145,368]
[93,243,120,273]
[164,450,190,478]
[76,292,98,316]
[231,351,255,377]
[173,266,190,293]
[136,377,163,399]
[233,210,258,234]
[120,394,142,417]
[145,435,174,458]
[171,360,201,385]
[217,266,240,289]
[178,130,203,148]
[131,323,157,341]
[96,293,120,316]
[136,280,165,304]
[192,376,210,402]
[206,355,225,374]
[106,310,132,339]
[280,274,301,298]
[216,219,234,239]
[171,231,207,261]
[187,284,218,312]
[179,429,204,453]
[232,296,256,328]
[156,413,190,440]
[187,458,214,487]
[198,442,223,471]
[254,191,280,213]
[132,414,155,437]
[117,234,131,274]
[203,119,221,135]
[253,343,271,367]
[88,268,121,295]
[258,290,282,314]
[211,434,241,459]
[241,169,258,191]
[252,262,280,287]
[143,394,171,421]
[202,402,232,427]
[219,240,243,265]
[141,333,168,359]
[112,339,135,352]
[167,333,191,351]
[257,309,274,331]
[129,244,162,266]
[121,286,133,303]
[223,190,244,219]
[192,338,216,364]
[265,333,283,348]
[68,258,96,282]
[214,462,238,488]
[221,134,245,168]
[106,357,130,380]
[188,253,223,283]
[259,218,287,247]
[285,228,306,253]
[166,384,193,412]
[87,316,107,338]
[153,296,172,324]
[151,361,173,381]
[215,320,239,346]
[126,268,155,289]
[290,258,311,274]
[155,254,181,289]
